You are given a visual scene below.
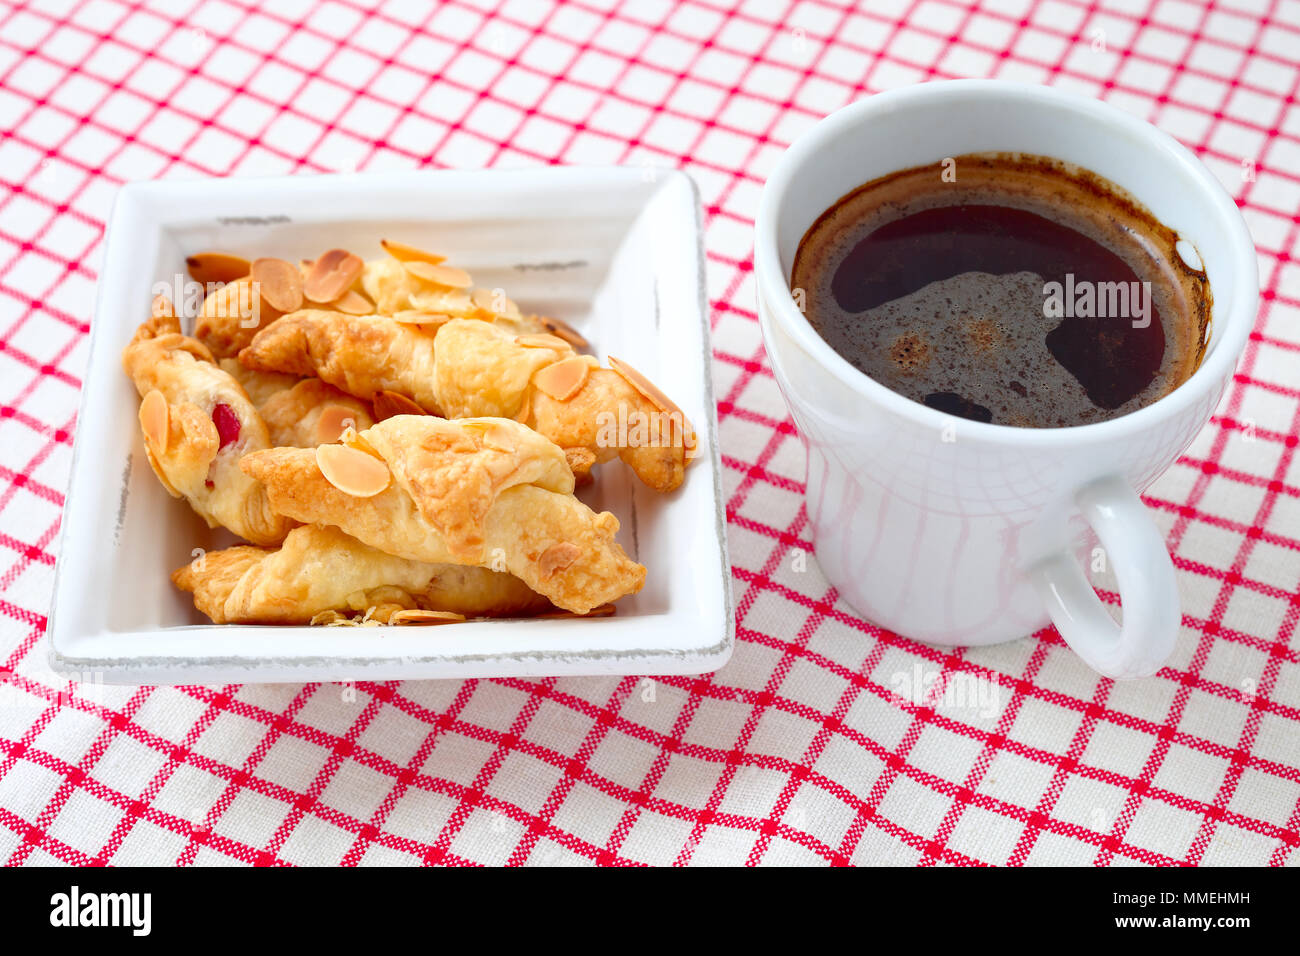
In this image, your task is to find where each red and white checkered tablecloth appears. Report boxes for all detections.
[0,0,1297,868]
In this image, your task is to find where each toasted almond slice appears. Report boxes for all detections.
[608,356,682,417]
[250,257,303,313]
[140,389,169,454]
[402,260,472,288]
[332,289,373,315]
[483,422,519,453]
[341,428,385,460]
[143,445,182,497]
[316,443,390,497]
[373,390,428,421]
[186,252,250,286]
[470,291,520,320]
[151,294,175,320]
[315,405,359,444]
[539,603,616,619]
[389,609,466,625]
[514,333,571,351]
[392,309,453,330]
[538,542,582,578]
[540,315,589,350]
[532,357,589,402]
[472,287,512,314]
[381,239,446,265]
[304,248,364,303]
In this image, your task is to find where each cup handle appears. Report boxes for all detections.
[1028,475,1179,679]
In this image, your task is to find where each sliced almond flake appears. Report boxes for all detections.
[315,405,359,444]
[608,356,681,416]
[514,333,571,351]
[539,315,589,350]
[538,542,583,578]
[402,260,472,288]
[304,248,364,303]
[390,609,467,625]
[331,289,373,315]
[341,427,384,460]
[381,239,446,265]
[314,612,376,627]
[250,257,304,313]
[316,443,390,497]
[392,309,453,331]
[483,422,518,453]
[373,390,428,421]
[532,357,589,402]
[539,603,617,619]
[143,445,182,497]
[186,252,250,286]
[140,389,170,453]
[470,287,514,315]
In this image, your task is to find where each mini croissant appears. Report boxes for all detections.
[239,416,645,614]
[239,312,694,491]
[173,524,552,624]
[121,300,293,546]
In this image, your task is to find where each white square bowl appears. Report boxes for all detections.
[49,166,732,684]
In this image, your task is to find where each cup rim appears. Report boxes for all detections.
[754,79,1260,446]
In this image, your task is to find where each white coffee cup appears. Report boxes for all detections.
[754,80,1258,679]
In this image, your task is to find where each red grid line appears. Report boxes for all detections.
[0,0,1297,868]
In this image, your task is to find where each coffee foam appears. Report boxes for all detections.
[791,153,1212,427]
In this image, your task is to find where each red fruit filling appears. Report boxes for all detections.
[212,403,241,450]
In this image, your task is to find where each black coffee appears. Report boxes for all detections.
[791,154,1211,427]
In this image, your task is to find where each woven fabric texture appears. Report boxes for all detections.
[0,0,1297,866]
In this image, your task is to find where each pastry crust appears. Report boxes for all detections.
[239,417,645,613]
[121,302,293,546]
[216,359,373,446]
[241,312,691,490]
[217,358,300,407]
[260,379,375,448]
[194,276,284,358]
[240,310,443,413]
[172,524,551,624]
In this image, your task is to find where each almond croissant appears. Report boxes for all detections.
[173,524,551,624]
[239,416,645,613]
[121,299,293,546]
[239,311,694,491]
